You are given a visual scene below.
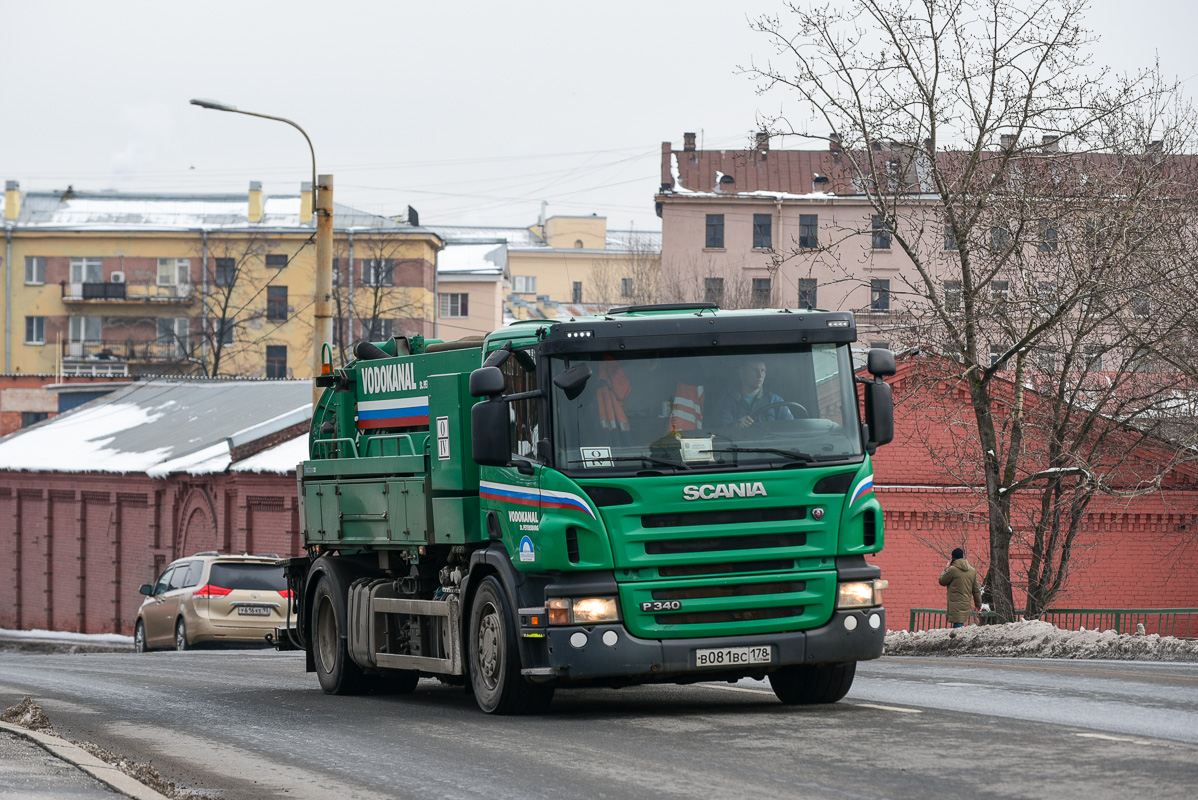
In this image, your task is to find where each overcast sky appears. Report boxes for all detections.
[2,0,1194,232]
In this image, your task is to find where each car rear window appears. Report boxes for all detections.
[207,563,286,591]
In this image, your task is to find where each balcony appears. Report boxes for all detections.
[62,339,191,364]
[60,281,195,304]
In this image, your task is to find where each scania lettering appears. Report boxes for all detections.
[280,303,896,714]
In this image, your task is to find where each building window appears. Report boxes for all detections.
[1131,292,1151,318]
[704,277,724,305]
[157,258,189,286]
[1037,281,1058,315]
[572,281,583,303]
[798,215,818,249]
[265,254,288,269]
[1084,346,1104,372]
[751,278,772,306]
[364,258,394,287]
[871,216,891,250]
[216,319,235,346]
[574,240,584,248]
[157,318,188,353]
[267,286,288,320]
[1039,219,1058,252]
[70,316,102,342]
[1129,348,1153,373]
[991,279,1010,310]
[1035,347,1057,372]
[944,280,962,312]
[21,412,49,428]
[798,278,817,309]
[870,278,890,311]
[439,293,469,318]
[512,275,536,294]
[991,227,1011,253]
[24,316,45,345]
[215,258,236,287]
[989,344,1002,368]
[266,345,287,378]
[365,319,395,341]
[753,214,772,249]
[25,256,45,285]
[70,257,102,283]
[621,278,634,297]
[944,224,960,251]
[705,214,725,248]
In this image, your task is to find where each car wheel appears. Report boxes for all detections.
[174,618,192,652]
[311,576,368,695]
[134,621,148,654]
[769,661,856,705]
[468,576,553,714]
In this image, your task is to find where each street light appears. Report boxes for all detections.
[190,98,333,403]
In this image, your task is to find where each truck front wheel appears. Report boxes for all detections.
[312,576,368,695]
[769,661,856,705]
[468,576,553,714]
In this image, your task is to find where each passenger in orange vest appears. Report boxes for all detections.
[669,382,705,431]
[714,360,792,428]
[596,357,631,442]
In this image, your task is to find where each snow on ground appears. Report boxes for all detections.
[886,619,1198,661]
[0,627,132,645]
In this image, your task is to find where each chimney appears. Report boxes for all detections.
[1041,135,1059,153]
[300,181,313,224]
[248,181,263,223]
[660,141,674,191]
[407,205,420,227]
[4,180,19,221]
[755,131,770,152]
[1000,134,1017,151]
[683,132,697,152]
[829,132,842,153]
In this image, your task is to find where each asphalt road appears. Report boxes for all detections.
[0,651,1194,800]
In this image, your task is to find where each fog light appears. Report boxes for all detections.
[844,615,858,631]
[869,613,881,629]
[569,632,588,648]
[602,630,618,646]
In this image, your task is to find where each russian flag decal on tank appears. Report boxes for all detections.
[356,396,429,429]
[480,481,596,519]
[849,474,875,505]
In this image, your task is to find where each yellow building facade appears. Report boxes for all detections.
[2,181,442,378]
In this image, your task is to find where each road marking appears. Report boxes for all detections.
[1075,733,1157,745]
[702,683,772,695]
[849,702,922,714]
[701,683,922,713]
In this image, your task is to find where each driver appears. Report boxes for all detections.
[715,360,793,428]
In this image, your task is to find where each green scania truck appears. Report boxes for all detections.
[282,303,895,713]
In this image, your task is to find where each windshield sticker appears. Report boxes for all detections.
[679,437,714,462]
[580,447,613,468]
[519,536,535,562]
[479,481,596,519]
[850,475,875,505]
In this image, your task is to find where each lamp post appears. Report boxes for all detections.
[190,99,333,405]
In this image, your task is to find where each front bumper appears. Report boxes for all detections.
[525,607,885,683]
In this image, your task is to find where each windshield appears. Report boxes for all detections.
[550,343,863,473]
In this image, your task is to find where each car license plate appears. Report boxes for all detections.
[237,606,271,617]
[694,646,772,667]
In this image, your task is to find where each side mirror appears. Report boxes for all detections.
[864,381,894,452]
[552,362,592,400]
[139,584,154,596]
[867,348,896,377]
[469,366,505,398]
[471,400,513,466]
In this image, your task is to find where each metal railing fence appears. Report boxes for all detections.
[908,607,1198,638]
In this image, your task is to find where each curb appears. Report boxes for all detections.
[0,721,171,800]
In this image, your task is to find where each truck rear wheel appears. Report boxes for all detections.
[468,576,553,714]
[312,576,368,695]
[769,661,856,705]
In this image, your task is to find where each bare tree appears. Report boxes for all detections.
[589,233,663,307]
[661,252,768,309]
[747,0,1198,619]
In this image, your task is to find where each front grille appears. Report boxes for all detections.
[652,581,805,601]
[645,532,805,555]
[656,606,804,625]
[658,559,793,577]
[642,506,806,529]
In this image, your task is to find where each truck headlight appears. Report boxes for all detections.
[546,597,620,625]
[836,580,887,609]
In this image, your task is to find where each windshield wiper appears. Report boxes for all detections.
[720,446,816,463]
[565,455,692,470]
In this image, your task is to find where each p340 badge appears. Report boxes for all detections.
[640,600,683,612]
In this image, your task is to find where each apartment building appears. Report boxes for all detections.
[3,181,442,378]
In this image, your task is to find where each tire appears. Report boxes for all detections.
[134,621,148,654]
[468,576,553,714]
[769,661,856,705]
[311,576,368,695]
[174,618,190,652]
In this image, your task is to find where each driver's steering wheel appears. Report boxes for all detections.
[752,401,809,420]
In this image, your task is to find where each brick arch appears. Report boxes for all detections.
[176,487,218,557]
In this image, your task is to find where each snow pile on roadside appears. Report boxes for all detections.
[885,620,1198,661]
[0,627,132,644]
[1,696,53,731]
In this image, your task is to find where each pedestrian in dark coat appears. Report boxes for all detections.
[939,547,983,627]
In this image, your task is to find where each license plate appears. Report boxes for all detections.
[237,606,271,617]
[694,646,772,667]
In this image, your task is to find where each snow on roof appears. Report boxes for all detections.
[438,242,507,274]
[430,225,542,247]
[0,379,311,476]
[232,434,308,474]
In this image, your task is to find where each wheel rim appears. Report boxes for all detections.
[315,597,338,673]
[476,601,502,691]
[175,622,186,650]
